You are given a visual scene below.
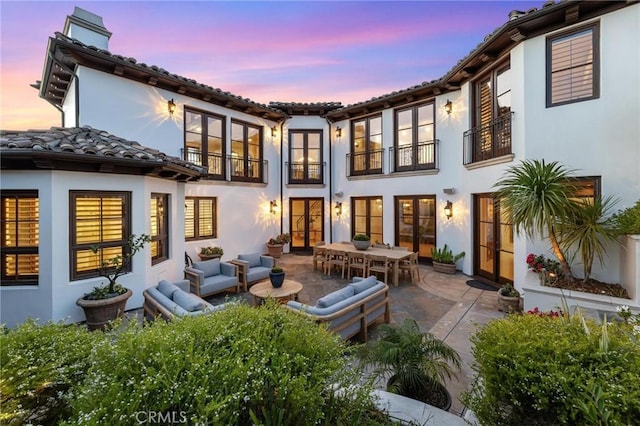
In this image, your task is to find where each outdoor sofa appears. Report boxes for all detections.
[143,279,226,321]
[230,253,275,291]
[286,275,390,341]
[184,258,240,297]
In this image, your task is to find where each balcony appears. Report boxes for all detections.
[463,113,512,165]
[286,161,325,185]
[390,140,438,172]
[182,148,267,183]
[347,149,384,177]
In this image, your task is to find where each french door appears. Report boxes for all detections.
[474,194,514,284]
[290,198,324,251]
[394,195,436,262]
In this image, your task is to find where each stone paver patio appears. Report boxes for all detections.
[204,253,505,417]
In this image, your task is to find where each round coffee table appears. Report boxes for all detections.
[250,279,303,305]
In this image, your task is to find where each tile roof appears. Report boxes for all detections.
[1,126,206,181]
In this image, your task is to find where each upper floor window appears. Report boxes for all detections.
[185,197,216,241]
[547,23,599,107]
[350,115,383,176]
[351,196,383,244]
[1,191,39,286]
[289,130,323,184]
[569,176,601,204]
[184,109,225,179]
[70,191,131,281]
[464,63,512,165]
[394,103,436,171]
[184,110,225,179]
[150,193,169,265]
[231,121,263,182]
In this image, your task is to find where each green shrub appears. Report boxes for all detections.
[353,233,371,241]
[613,200,640,235]
[430,244,465,264]
[462,313,640,425]
[0,319,106,425]
[64,302,388,425]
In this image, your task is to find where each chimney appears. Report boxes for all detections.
[62,7,112,49]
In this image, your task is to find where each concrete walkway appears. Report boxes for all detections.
[265,253,505,418]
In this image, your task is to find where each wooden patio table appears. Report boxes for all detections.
[321,242,413,287]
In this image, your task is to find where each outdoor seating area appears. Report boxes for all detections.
[179,252,503,417]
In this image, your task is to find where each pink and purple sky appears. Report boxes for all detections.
[1,1,541,130]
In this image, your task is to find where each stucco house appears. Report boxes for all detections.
[1,1,638,327]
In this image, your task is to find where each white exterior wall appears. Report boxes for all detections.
[0,170,186,327]
[74,66,283,261]
[0,171,54,327]
[519,8,640,285]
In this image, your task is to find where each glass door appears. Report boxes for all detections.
[395,195,435,261]
[290,198,323,251]
[474,194,513,284]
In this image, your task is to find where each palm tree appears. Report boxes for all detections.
[493,159,576,278]
[359,319,460,409]
[562,195,619,283]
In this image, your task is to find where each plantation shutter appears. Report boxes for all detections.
[550,28,594,104]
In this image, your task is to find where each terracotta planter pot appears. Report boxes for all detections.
[76,289,132,331]
[432,261,456,274]
[497,291,521,313]
[266,243,284,258]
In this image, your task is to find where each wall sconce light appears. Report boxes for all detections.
[444,200,453,220]
[271,126,277,138]
[335,201,342,216]
[270,200,278,215]
[168,98,177,115]
[335,127,342,138]
[444,99,453,115]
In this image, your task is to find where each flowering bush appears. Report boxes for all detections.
[526,306,562,318]
[526,253,561,284]
[617,305,640,336]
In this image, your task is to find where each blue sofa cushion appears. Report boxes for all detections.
[349,276,378,294]
[157,280,180,299]
[317,286,355,308]
[238,253,261,268]
[173,290,205,312]
[193,259,221,277]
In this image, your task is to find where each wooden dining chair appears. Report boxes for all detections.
[399,252,420,285]
[366,254,393,285]
[347,251,368,279]
[312,242,326,271]
[325,249,348,278]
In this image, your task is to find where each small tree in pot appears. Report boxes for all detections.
[266,233,291,258]
[76,233,150,330]
[359,318,461,411]
[352,233,371,250]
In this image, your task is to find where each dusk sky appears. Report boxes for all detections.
[1,1,541,130]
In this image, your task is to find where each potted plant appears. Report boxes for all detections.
[430,244,465,274]
[359,318,461,411]
[266,233,291,258]
[198,246,223,261]
[497,283,521,313]
[352,233,371,250]
[269,266,285,288]
[76,234,150,330]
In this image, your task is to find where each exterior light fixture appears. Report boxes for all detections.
[444,99,453,115]
[270,200,278,215]
[168,98,177,115]
[335,201,342,216]
[271,126,277,138]
[444,200,453,220]
[335,127,342,138]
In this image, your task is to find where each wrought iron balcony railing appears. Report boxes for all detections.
[463,113,512,165]
[346,149,384,177]
[390,140,438,172]
[286,161,325,184]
